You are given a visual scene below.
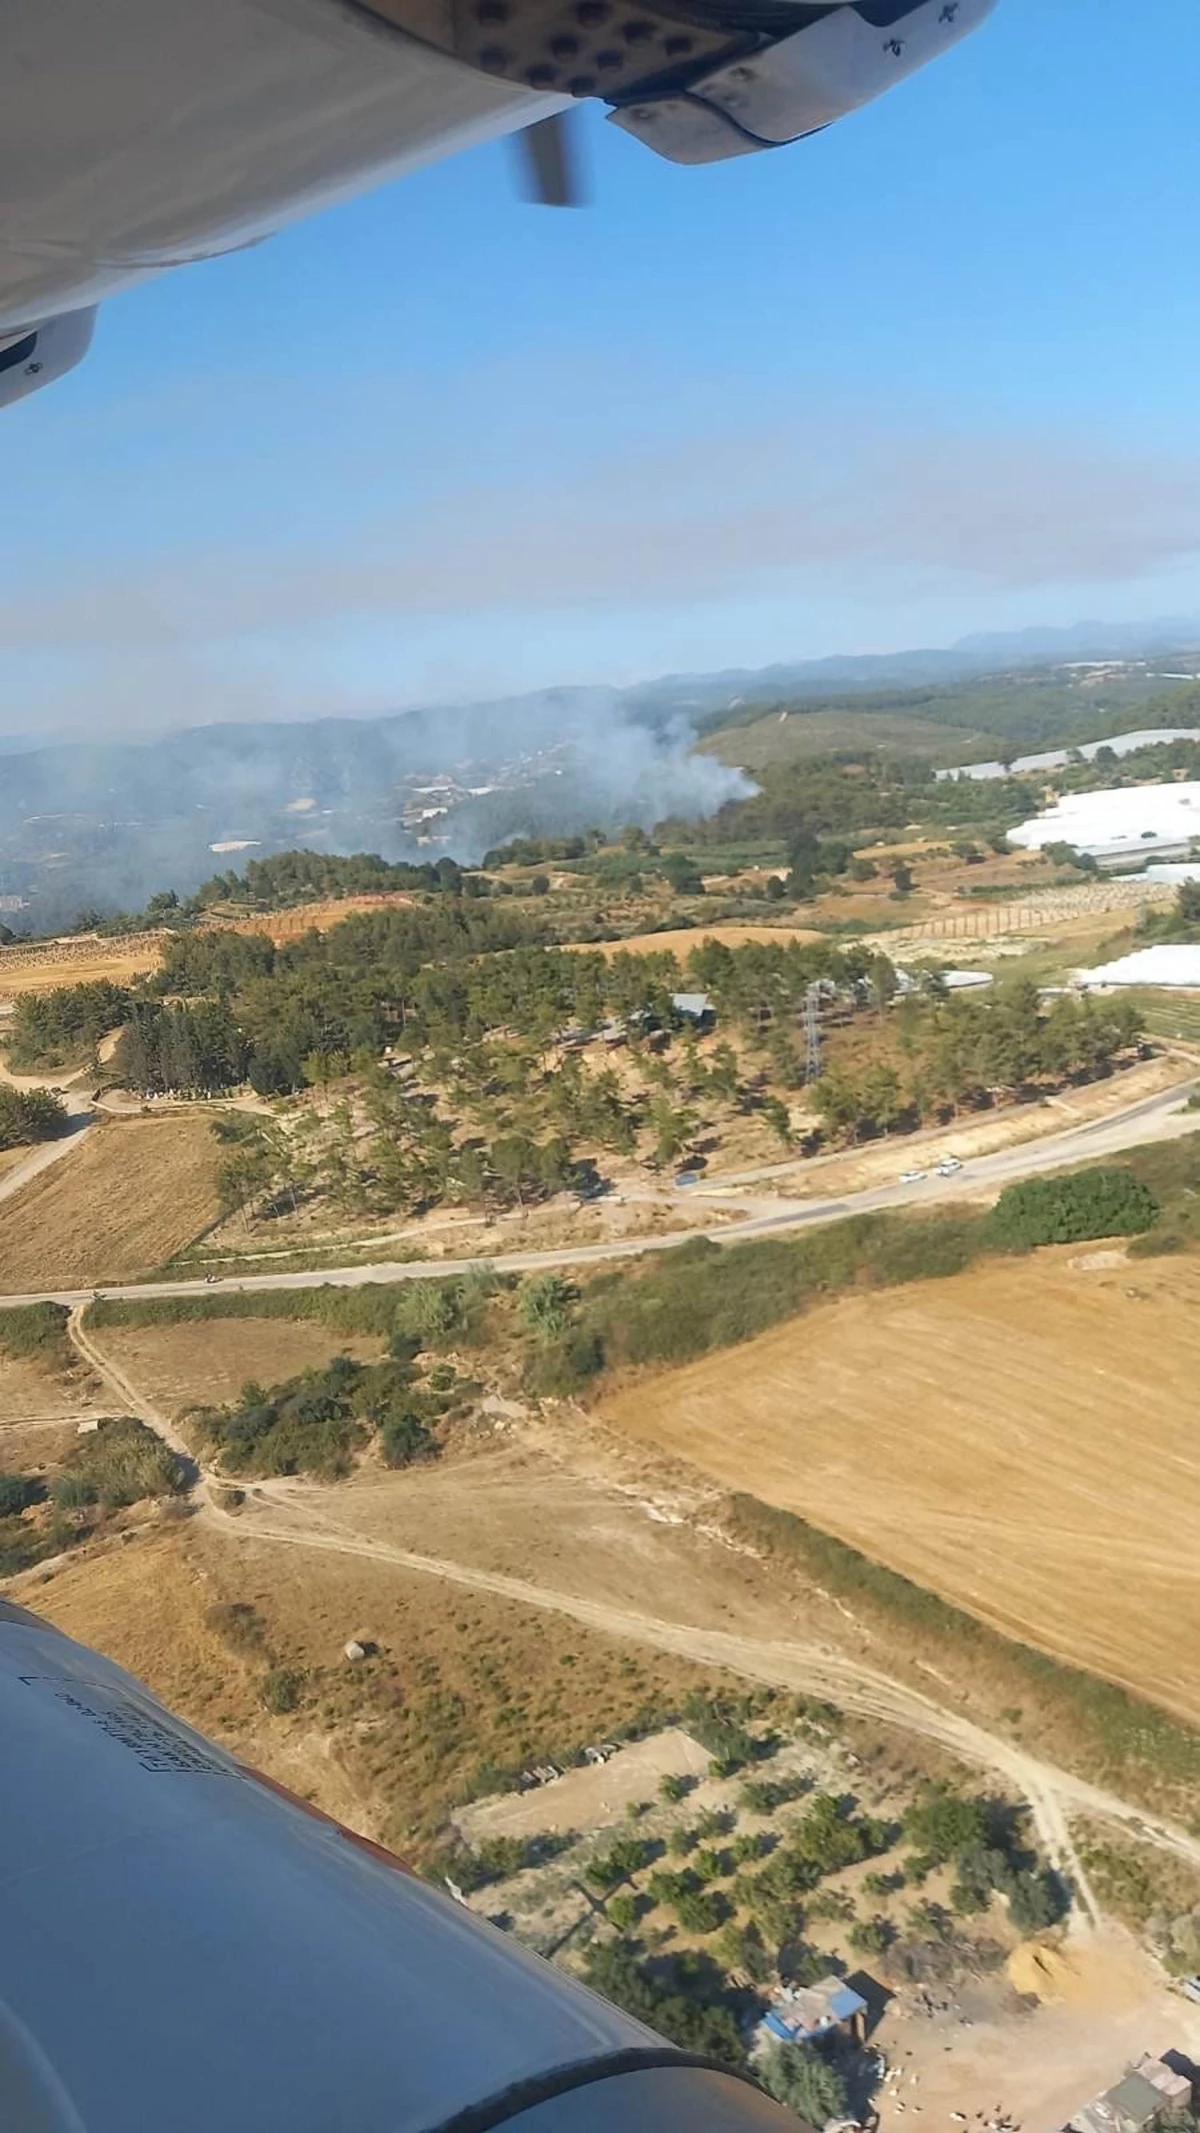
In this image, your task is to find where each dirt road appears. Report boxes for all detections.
[1,1073,1195,1310]
[59,1309,1200,1928]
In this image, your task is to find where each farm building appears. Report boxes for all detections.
[761,1976,867,2050]
[671,992,715,1028]
[1068,2055,1193,2133]
[1077,944,1200,991]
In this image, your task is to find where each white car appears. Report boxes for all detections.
[899,1169,928,1185]
[935,1158,963,1176]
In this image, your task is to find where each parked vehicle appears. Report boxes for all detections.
[899,1169,928,1185]
[935,1158,963,1176]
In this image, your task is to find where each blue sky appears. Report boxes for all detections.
[5,0,1200,737]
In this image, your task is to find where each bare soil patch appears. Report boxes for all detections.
[0,1351,106,1472]
[456,1727,709,1843]
[872,1930,1200,2133]
[567,924,823,960]
[0,1116,221,1287]
[604,1252,1200,1725]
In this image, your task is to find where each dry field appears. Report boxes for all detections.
[0,1116,221,1288]
[0,1351,105,1471]
[98,1321,388,1421]
[20,1519,723,1852]
[209,892,415,945]
[569,923,823,960]
[604,1252,1200,1726]
[700,708,989,768]
[0,932,164,1000]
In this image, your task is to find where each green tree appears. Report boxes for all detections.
[518,1274,575,1339]
[902,1792,992,1864]
[759,2043,848,2125]
[761,1095,793,1148]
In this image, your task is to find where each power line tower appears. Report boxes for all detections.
[803,982,822,1085]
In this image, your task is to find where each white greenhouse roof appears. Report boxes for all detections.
[1009,781,1200,856]
[937,728,1200,783]
[1078,944,1200,990]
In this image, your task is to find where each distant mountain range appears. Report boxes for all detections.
[625,617,1200,722]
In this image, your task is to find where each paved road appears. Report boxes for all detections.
[1,1073,1194,1309]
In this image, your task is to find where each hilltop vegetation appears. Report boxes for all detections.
[0,1084,67,1147]
[5,979,132,1071]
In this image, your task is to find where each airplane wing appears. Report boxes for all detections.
[1,1598,795,2132]
[0,0,996,406]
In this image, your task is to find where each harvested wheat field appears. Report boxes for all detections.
[0,1116,220,1288]
[0,932,165,999]
[571,924,823,961]
[212,893,414,945]
[604,1252,1200,1725]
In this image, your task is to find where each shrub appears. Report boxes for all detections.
[584,1836,653,1891]
[902,1792,993,1865]
[0,1302,72,1371]
[523,1326,604,1398]
[848,1915,895,1957]
[50,1473,94,1510]
[0,1084,68,1149]
[205,1601,268,1656]
[659,1772,692,1805]
[380,1410,435,1468]
[673,1888,729,1934]
[647,1869,693,1907]
[607,1893,640,1932]
[791,1792,884,1875]
[732,1832,770,1865]
[262,1667,306,1714]
[739,1773,808,1815]
[66,1416,188,1509]
[1006,1867,1068,1934]
[989,1166,1158,1248]
[692,1847,726,1885]
[518,1275,576,1339]
[692,1808,732,1840]
[581,1942,745,2070]
[426,1834,567,1892]
[682,1693,757,1775]
[392,1280,464,1343]
[0,1473,42,1516]
[759,2043,848,2124]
